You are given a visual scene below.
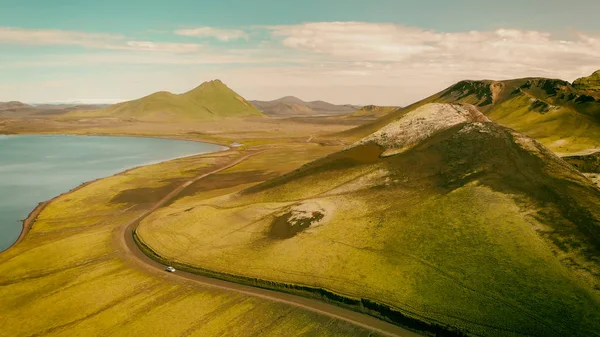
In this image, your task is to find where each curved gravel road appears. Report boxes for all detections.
[117,151,422,337]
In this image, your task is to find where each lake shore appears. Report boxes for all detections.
[0,135,230,254]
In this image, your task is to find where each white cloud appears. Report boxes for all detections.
[3,23,600,105]
[267,22,600,81]
[0,27,203,53]
[270,22,437,61]
[120,41,203,53]
[174,27,248,41]
[0,27,123,48]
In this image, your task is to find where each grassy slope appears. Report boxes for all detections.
[341,77,600,154]
[138,114,600,337]
[574,70,600,92]
[348,105,400,118]
[0,146,374,337]
[64,80,263,123]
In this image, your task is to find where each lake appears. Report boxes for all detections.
[0,135,226,252]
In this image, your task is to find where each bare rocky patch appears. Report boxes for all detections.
[355,103,490,157]
[268,201,333,239]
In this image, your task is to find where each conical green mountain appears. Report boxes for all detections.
[137,103,600,337]
[343,74,600,154]
[68,80,263,122]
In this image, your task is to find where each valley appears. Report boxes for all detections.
[2,72,600,337]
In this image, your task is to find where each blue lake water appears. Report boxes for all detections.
[0,135,226,252]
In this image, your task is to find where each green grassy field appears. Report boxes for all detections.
[0,145,379,337]
[138,104,600,337]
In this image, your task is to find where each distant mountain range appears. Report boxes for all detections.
[0,101,31,111]
[250,96,361,117]
[65,80,264,122]
[0,101,109,118]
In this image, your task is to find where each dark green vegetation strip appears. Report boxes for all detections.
[133,231,468,337]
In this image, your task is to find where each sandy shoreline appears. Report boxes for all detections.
[0,136,232,255]
[1,131,232,148]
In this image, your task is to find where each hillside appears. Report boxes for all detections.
[0,101,31,111]
[574,70,600,92]
[66,80,264,122]
[137,103,600,337]
[342,73,600,155]
[564,151,600,173]
[347,105,400,119]
[251,96,360,117]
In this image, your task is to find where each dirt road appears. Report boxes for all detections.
[117,151,422,337]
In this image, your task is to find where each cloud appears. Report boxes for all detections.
[3,23,600,105]
[267,22,600,81]
[120,41,203,53]
[0,27,203,53]
[270,22,437,61]
[0,27,123,48]
[174,27,249,41]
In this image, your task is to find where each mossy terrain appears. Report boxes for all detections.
[342,74,600,154]
[138,105,600,337]
[64,80,264,122]
[0,145,378,337]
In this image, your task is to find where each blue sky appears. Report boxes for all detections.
[1,0,600,105]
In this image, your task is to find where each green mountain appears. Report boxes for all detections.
[343,74,600,154]
[138,103,600,337]
[67,80,264,122]
[574,70,600,92]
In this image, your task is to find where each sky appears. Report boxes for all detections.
[1,0,600,106]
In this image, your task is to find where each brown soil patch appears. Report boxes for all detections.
[174,170,279,200]
[111,179,184,209]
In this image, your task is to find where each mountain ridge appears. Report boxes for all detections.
[0,101,31,111]
[574,70,600,92]
[341,72,600,154]
[250,96,360,117]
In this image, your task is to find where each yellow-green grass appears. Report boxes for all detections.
[0,146,375,337]
[348,106,400,119]
[138,122,600,337]
[1,113,359,150]
[479,95,600,154]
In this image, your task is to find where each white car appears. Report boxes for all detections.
[166,266,176,273]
